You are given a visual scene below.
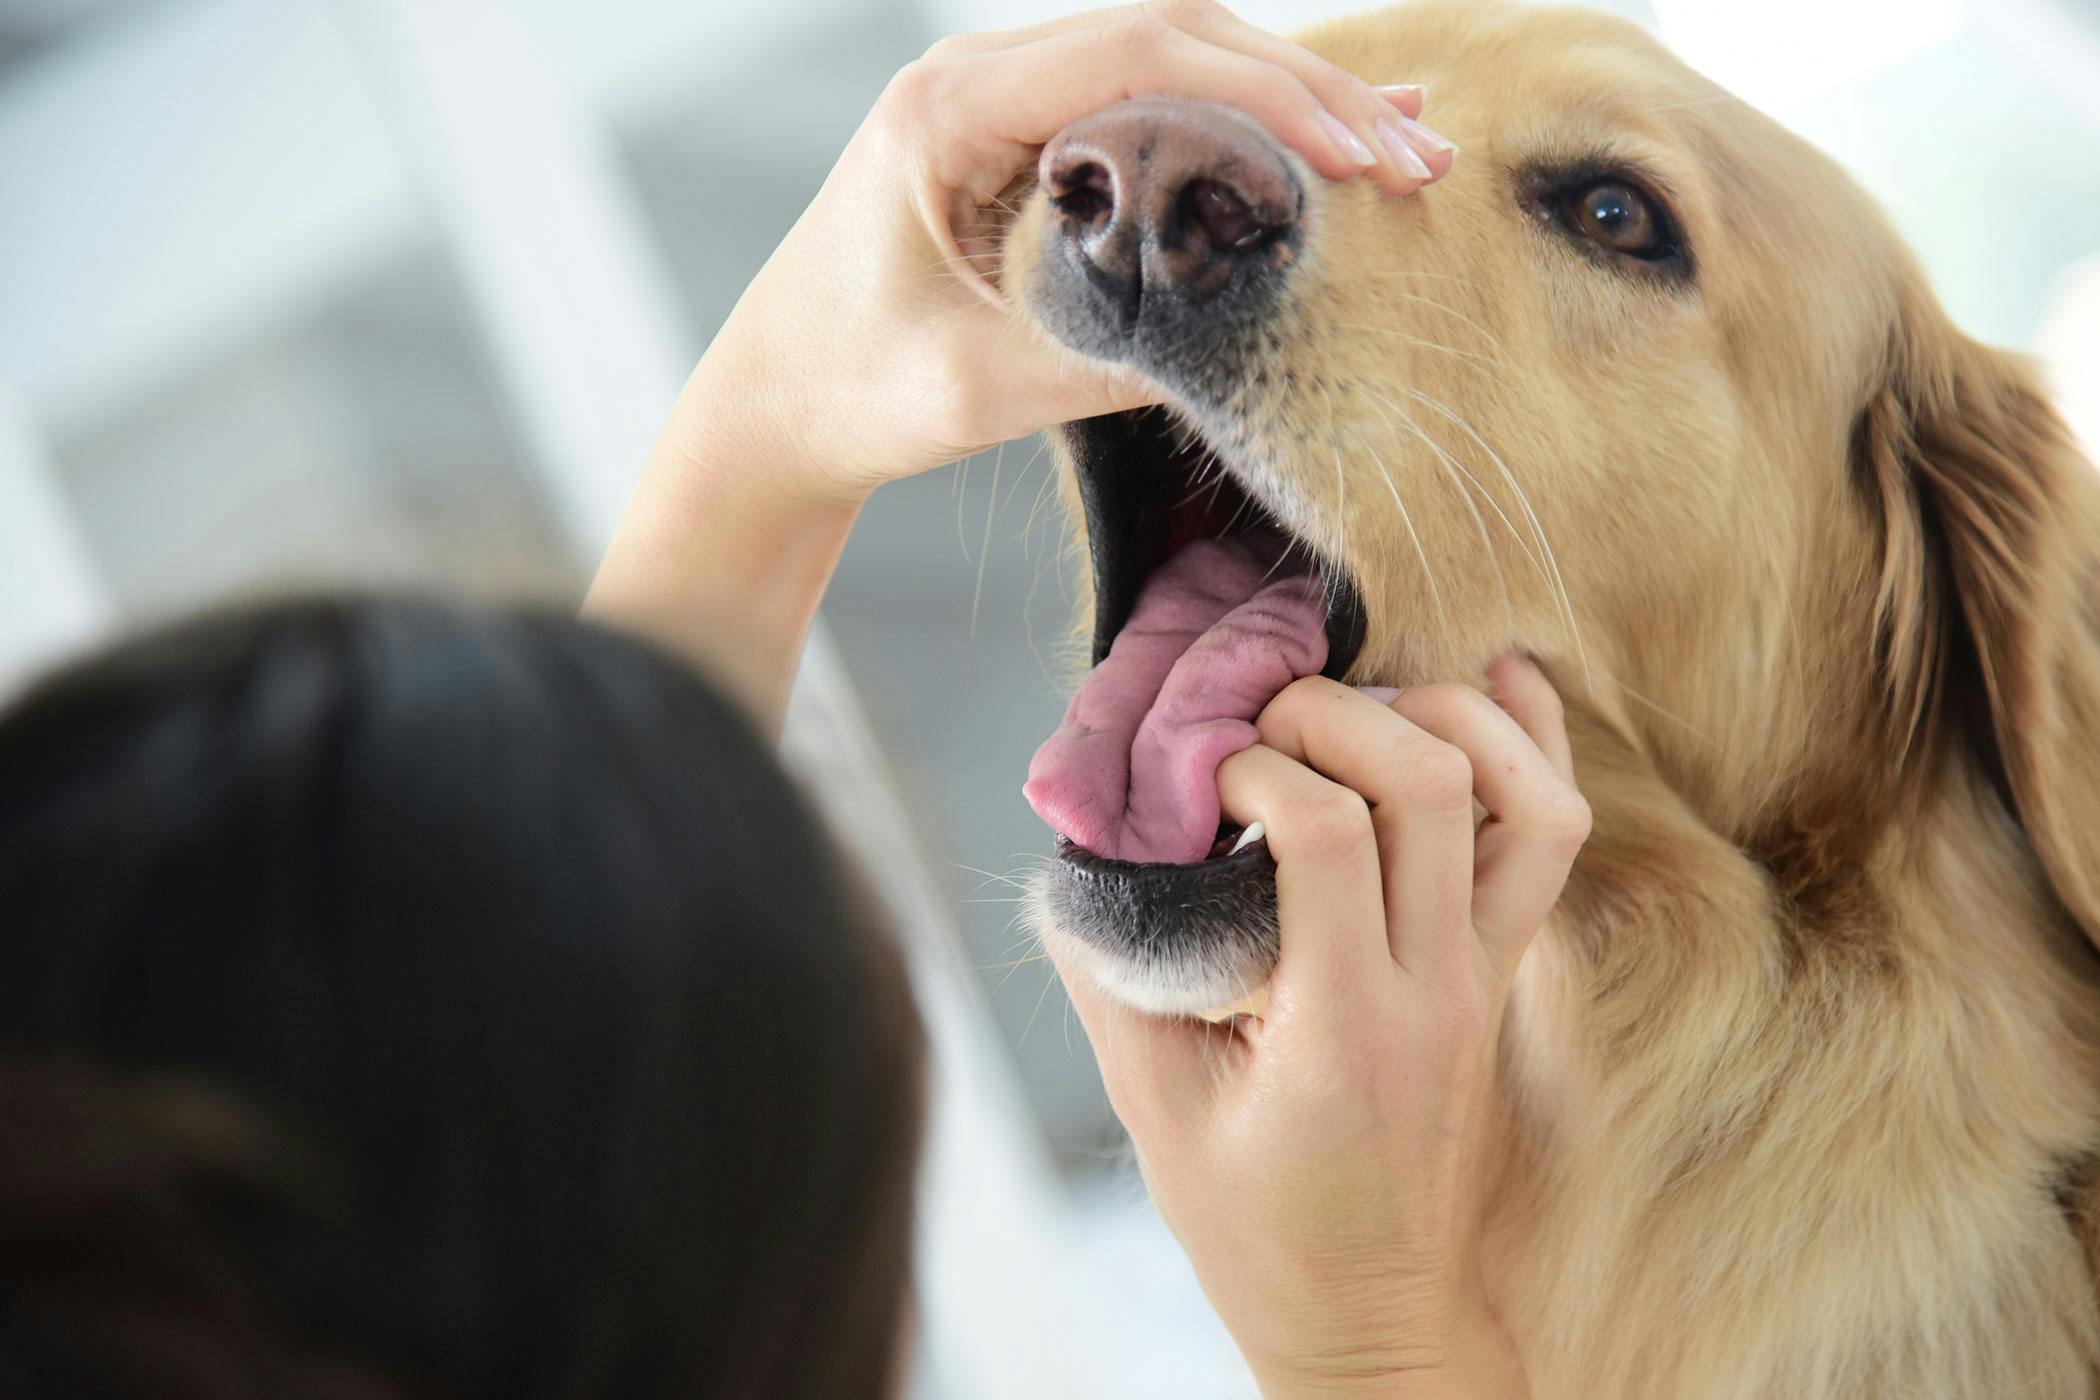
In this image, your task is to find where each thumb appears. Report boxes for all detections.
[964,317,1163,445]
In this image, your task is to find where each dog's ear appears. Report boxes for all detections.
[1858,281,2100,945]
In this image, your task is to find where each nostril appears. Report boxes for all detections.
[1050,160,1116,228]
[1181,178,1285,254]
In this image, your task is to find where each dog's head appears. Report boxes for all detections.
[1000,0,2100,1014]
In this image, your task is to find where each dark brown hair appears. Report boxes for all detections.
[0,598,924,1399]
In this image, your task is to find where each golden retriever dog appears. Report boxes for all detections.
[999,2,2100,1395]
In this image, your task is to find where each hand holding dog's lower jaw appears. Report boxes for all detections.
[1059,661,1581,1400]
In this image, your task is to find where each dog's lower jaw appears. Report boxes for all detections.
[1024,870,1280,1019]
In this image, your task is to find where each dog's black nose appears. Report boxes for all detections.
[1038,97,1300,331]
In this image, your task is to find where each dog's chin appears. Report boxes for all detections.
[1031,837,1281,1018]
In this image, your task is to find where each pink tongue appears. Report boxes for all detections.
[1024,538,1328,864]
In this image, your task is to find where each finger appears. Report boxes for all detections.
[1213,742,1391,1004]
[1389,678,1591,965]
[959,318,1165,441]
[1390,110,1457,174]
[1386,682,1571,837]
[916,3,1146,56]
[957,20,1378,182]
[928,3,1429,146]
[1377,83,1428,120]
[1161,5,1453,193]
[1044,931,1215,1134]
[1250,678,1476,981]
[1486,652,1574,783]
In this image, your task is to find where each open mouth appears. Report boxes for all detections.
[1025,410,1367,872]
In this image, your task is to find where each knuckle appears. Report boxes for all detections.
[1275,71,1324,119]
[1111,11,1179,55]
[1147,0,1221,28]
[919,33,972,63]
[1403,741,1474,811]
[1293,785,1373,851]
[1304,53,1363,100]
[1257,674,1340,730]
[882,57,948,117]
[1416,681,1494,726]
[1542,786,1594,851]
[1428,978,1492,1047]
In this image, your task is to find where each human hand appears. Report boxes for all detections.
[676,0,1456,508]
[1052,655,1587,1399]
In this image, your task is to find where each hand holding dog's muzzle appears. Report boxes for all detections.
[591,2,1453,728]
[674,2,1456,500]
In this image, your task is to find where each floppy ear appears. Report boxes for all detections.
[1858,283,2100,946]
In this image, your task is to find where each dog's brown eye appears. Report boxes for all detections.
[1570,182,1661,256]
[1532,164,1688,276]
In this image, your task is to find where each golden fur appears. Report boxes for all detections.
[1002,2,2100,1394]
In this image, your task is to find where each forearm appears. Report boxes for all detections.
[584,352,867,736]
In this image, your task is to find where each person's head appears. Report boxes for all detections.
[0,597,924,1399]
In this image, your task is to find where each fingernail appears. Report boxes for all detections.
[1395,112,1457,155]
[1377,83,1425,103]
[1316,109,1377,167]
[1356,685,1402,705]
[1375,118,1433,181]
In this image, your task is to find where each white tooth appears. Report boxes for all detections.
[1227,821,1266,856]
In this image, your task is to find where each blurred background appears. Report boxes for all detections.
[3,0,2096,1394]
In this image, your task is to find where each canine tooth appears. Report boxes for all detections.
[1227,822,1266,856]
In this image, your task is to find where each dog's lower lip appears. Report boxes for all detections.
[1054,833,1270,871]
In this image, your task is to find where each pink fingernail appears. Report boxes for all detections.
[1356,685,1403,705]
[1377,83,1425,103]
[1374,118,1433,181]
[1395,112,1457,155]
[1316,109,1377,167]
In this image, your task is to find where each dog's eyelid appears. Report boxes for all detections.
[1525,149,1684,203]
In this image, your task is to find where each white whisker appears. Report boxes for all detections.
[1336,321,1500,368]
[1380,291,1506,353]
[971,440,1005,637]
[1354,384,1545,579]
[1015,950,1061,1049]
[1403,386,1592,693]
[1604,671,1714,744]
[1361,436,1453,654]
[1348,401,1514,639]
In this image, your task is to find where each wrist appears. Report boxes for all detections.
[659,339,880,521]
[587,345,873,733]
[1249,1299,1527,1400]
[688,268,959,502]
